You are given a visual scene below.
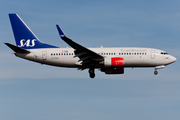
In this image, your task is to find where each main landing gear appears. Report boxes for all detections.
[89,68,95,78]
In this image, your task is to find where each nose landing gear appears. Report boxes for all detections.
[154,70,158,75]
[154,65,165,75]
[89,68,95,78]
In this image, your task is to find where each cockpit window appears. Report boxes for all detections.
[161,52,168,55]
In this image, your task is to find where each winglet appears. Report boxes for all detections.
[56,25,67,39]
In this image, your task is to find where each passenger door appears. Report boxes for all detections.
[151,50,155,59]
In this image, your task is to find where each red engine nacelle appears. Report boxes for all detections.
[104,57,123,67]
[102,57,124,74]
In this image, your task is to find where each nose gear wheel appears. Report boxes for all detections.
[154,70,158,75]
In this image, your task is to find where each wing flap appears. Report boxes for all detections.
[78,56,92,62]
[73,52,87,58]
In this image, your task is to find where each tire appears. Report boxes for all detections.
[154,71,158,75]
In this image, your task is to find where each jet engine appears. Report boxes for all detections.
[101,57,124,74]
[104,57,123,67]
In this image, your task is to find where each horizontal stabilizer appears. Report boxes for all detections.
[5,43,30,54]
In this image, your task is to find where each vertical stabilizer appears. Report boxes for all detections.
[9,14,58,49]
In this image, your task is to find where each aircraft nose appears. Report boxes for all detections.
[170,55,177,63]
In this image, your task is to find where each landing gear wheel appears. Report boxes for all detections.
[154,71,158,75]
[90,73,95,78]
[89,68,95,78]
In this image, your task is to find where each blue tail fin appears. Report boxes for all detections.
[9,14,58,49]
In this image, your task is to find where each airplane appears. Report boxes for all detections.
[5,14,177,78]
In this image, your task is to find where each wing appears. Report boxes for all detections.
[56,25,104,65]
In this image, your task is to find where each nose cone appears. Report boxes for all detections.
[170,56,177,64]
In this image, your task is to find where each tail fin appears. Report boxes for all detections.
[9,14,58,49]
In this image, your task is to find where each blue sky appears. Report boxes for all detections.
[0,0,180,120]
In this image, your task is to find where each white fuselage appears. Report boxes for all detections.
[7,14,177,78]
[15,47,176,68]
